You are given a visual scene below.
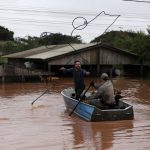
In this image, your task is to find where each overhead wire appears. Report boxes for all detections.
[0,16,148,37]
[0,7,150,18]
[0,8,149,28]
[0,15,149,28]
[0,7,150,29]
[123,0,150,3]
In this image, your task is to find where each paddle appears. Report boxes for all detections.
[31,89,49,105]
[69,84,91,116]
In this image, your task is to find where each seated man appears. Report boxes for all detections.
[87,73,116,108]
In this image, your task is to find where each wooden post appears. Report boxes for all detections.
[140,64,144,77]
[21,75,25,82]
[96,47,100,76]
[48,63,52,78]
[20,68,23,82]
[97,64,100,76]
[2,64,5,83]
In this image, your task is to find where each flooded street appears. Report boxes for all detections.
[0,77,150,150]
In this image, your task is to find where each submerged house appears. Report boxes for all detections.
[0,42,140,82]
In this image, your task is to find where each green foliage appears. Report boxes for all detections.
[0,27,82,55]
[147,28,150,35]
[0,57,8,64]
[91,30,150,64]
[0,26,14,41]
[14,36,40,51]
[40,33,82,45]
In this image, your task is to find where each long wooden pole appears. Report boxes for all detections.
[31,89,49,105]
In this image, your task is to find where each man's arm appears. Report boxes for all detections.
[90,80,105,90]
[87,86,103,99]
[60,67,73,73]
[85,71,90,76]
[93,86,103,99]
[82,69,90,76]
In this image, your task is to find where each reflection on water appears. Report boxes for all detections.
[0,77,149,150]
[70,120,133,150]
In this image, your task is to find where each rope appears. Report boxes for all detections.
[71,11,120,36]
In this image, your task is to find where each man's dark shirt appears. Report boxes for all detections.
[63,68,87,90]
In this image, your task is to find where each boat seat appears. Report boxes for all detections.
[100,106,126,110]
[99,104,120,110]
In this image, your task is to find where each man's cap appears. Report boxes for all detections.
[101,73,109,80]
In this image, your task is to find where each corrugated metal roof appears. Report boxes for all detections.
[3,43,97,59]
[2,43,137,60]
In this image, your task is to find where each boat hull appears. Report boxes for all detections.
[61,88,134,122]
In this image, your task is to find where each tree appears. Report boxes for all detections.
[147,27,150,35]
[40,33,82,45]
[0,29,83,55]
[14,36,40,51]
[0,26,14,41]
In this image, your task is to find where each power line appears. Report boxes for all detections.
[123,0,150,3]
[0,16,149,29]
[0,7,150,23]
[0,14,149,26]
[0,7,150,17]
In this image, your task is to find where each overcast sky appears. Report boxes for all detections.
[0,0,150,42]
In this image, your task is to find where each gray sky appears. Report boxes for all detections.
[0,0,150,42]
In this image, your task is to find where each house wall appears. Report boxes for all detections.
[48,47,138,65]
[99,47,138,65]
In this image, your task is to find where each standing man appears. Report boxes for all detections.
[60,60,90,100]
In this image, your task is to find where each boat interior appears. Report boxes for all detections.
[63,88,130,110]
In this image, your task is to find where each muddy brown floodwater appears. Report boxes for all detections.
[0,77,149,150]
